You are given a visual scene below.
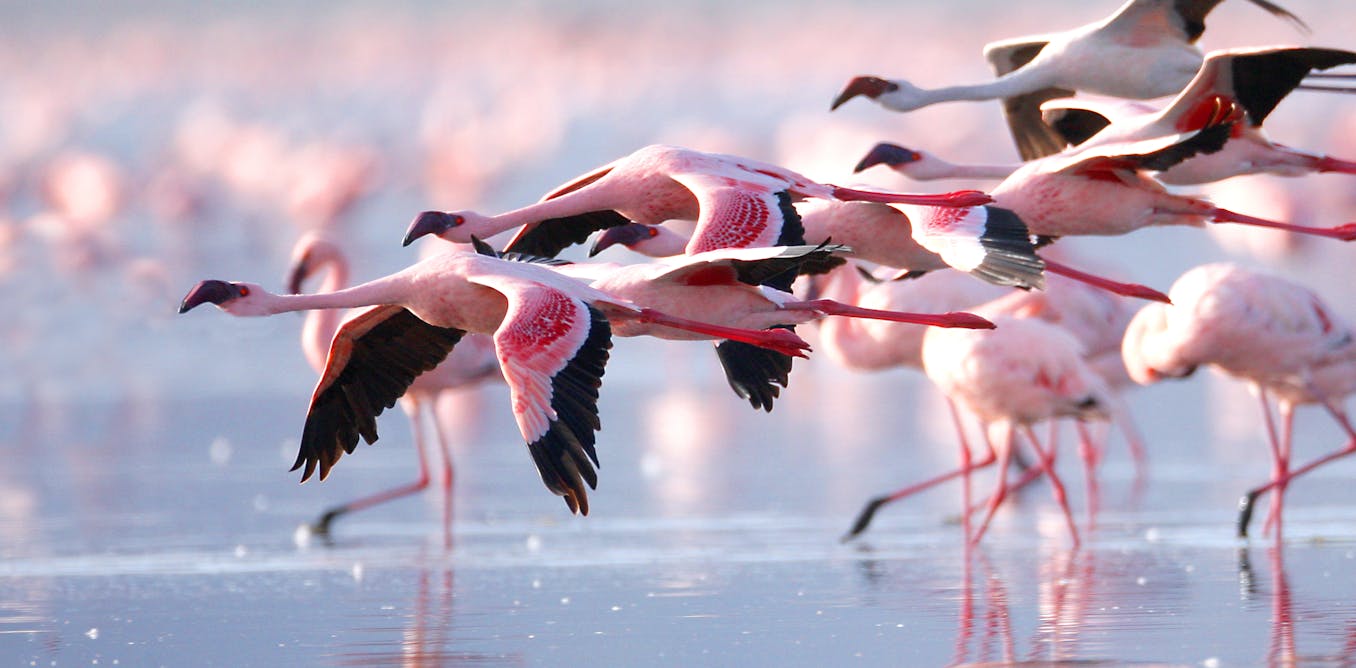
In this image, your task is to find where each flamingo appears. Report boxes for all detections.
[852,144,1017,182]
[591,203,1170,302]
[178,248,811,515]
[1041,46,1356,185]
[400,143,992,260]
[1121,263,1356,538]
[287,233,501,536]
[859,102,1356,242]
[830,0,1308,160]
[847,315,1112,546]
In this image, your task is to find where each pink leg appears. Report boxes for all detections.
[829,185,993,208]
[1040,258,1171,303]
[953,399,976,541]
[1267,546,1296,666]
[428,393,458,549]
[971,425,1016,546]
[1203,203,1356,241]
[1075,422,1101,530]
[1254,389,1287,537]
[311,397,433,536]
[635,308,811,357]
[1021,424,1080,547]
[784,299,994,329]
[1238,399,1356,537]
[843,400,998,540]
[1312,154,1356,175]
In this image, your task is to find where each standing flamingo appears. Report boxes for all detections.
[1041,46,1356,184]
[1121,263,1356,537]
[400,144,991,259]
[287,234,501,536]
[846,315,1111,545]
[179,249,810,515]
[831,0,1307,159]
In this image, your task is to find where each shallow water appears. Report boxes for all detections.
[4,373,1356,666]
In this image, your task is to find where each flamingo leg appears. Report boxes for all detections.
[429,392,458,548]
[1040,258,1171,303]
[829,185,993,208]
[953,399,976,540]
[1255,388,1286,537]
[842,401,997,541]
[971,424,1016,546]
[1204,205,1356,241]
[783,299,994,329]
[1311,154,1356,175]
[1021,424,1081,547]
[1075,421,1101,530]
[310,396,433,537]
[1238,398,1356,537]
[634,308,811,357]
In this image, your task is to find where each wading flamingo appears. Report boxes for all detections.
[287,234,501,536]
[1121,263,1356,537]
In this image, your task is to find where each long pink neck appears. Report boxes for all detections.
[473,186,611,237]
[263,274,408,316]
[300,257,350,372]
[931,160,1017,180]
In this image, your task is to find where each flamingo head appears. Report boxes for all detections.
[287,233,343,294]
[1121,303,1198,385]
[590,223,660,256]
[403,210,485,246]
[179,280,271,316]
[853,143,923,174]
[830,76,901,110]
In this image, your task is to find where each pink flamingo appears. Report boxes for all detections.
[1121,263,1356,537]
[400,144,992,258]
[287,234,501,536]
[179,248,810,515]
[1042,46,1356,185]
[920,315,1110,547]
[863,103,1356,243]
[592,202,1169,302]
[830,0,1307,159]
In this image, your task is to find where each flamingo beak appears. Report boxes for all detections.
[853,143,919,173]
[178,280,236,313]
[830,76,899,111]
[589,224,653,257]
[402,211,456,247]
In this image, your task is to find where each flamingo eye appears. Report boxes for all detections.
[452,214,465,226]
[237,285,251,297]
[910,152,922,161]
[647,228,658,237]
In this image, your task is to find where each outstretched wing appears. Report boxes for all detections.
[906,205,1046,290]
[1058,99,1237,174]
[652,243,849,289]
[985,38,1073,161]
[674,173,804,256]
[1170,0,1306,42]
[477,279,613,515]
[502,209,634,258]
[293,306,466,482]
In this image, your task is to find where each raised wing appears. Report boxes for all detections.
[1171,0,1306,42]
[985,38,1073,160]
[502,209,633,258]
[476,279,613,515]
[293,306,466,482]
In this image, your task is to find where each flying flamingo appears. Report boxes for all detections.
[1121,263,1356,537]
[846,315,1112,546]
[287,233,501,536]
[179,248,810,515]
[1041,46,1356,185]
[830,0,1307,159]
[860,103,1356,243]
[591,203,1169,302]
[400,143,991,260]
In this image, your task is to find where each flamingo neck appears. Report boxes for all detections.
[301,259,351,372]
[935,161,1018,180]
[887,70,1048,110]
[264,276,406,316]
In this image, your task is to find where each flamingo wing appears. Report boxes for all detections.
[984,38,1073,161]
[1059,101,1236,175]
[673,172,805,254]
[1226,47,1356,126]
[293,305,466,482]
[654,244,848,288]
[908,205,1046,290]
[473,277,613,515]
[538,161,619,202]
[1170,0,1306,42]
[502,209,633,258]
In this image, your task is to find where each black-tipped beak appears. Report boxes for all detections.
[403,211,454,247]
[854,143,918,173]
[830,76,898,111]
[589,223,653,257]
[179,280,235,313]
